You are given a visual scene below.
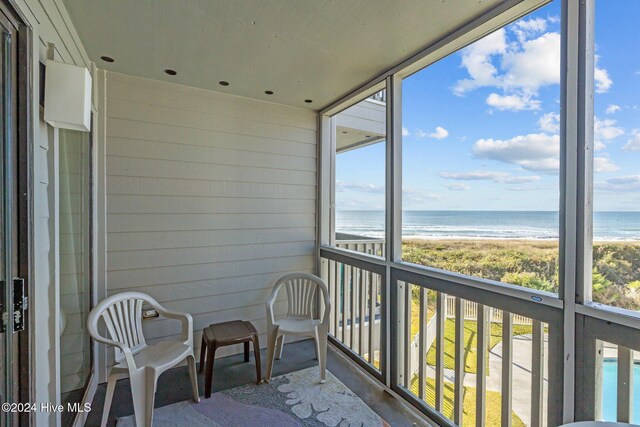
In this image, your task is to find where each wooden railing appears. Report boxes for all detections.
[396,281,551,426]
[445,295,533,325]
[575,310,640,424]
[335,233,385,258]
[320,247,386,379]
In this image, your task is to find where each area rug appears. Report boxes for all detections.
[116,366,390,426]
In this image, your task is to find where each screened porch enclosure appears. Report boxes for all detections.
[28,0,640,425]
[316,0,640,425]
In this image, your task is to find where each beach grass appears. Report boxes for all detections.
[402,239,640,310]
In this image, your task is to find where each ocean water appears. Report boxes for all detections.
[336,210,640,241]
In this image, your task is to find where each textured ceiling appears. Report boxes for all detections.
[62,0,506,110]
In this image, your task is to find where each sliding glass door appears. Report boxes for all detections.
[58,129,93,427]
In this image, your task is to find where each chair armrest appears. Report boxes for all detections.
[155,307,193,345]
[91,334,139,370]
[266,284,281,326]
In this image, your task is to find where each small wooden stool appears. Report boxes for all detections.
[199,320,262,398]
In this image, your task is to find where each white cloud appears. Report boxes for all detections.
[439,170,540,184]
[447,183,470,191]
[511,17,547,44]
[594,117,624,150]
[594,56,613,93]
[454,17,613,110]
[538,112,560,133]
[501,32,560,92]
[403,187,441,204]
[595,175,640,192]
[606,104,621,114]
[453,29,507,95]
[428,126,449,139]
[473,133,560,172]
[594,157,619,173]
[486,93,540,111]
[336,181,384,194]
[415,129,427,138]
[402,127,410,137]
[623,129,640,151]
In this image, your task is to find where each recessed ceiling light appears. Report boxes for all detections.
[100,56,115,63]
[165,69,177,76]
[219,81,229,86]
[304,99,313,103]
[265,90,274,95]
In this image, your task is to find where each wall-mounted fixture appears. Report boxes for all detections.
[44,60,92,132]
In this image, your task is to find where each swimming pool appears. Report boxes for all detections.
[602,360,640,423]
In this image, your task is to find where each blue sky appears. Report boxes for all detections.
[335,0,640,212]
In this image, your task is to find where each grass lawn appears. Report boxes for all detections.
[425,318,532,374]
[410,375,525,427]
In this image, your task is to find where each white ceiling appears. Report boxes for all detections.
[62,0,505,110]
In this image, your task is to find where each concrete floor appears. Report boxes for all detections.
[86,339,429,426]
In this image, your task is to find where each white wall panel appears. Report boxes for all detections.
[105,72,318,358]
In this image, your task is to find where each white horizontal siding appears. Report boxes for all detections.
[105,72,318,357]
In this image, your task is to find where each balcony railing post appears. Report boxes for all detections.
[476,304,488,427]
[435,292,445,412]
[531,320,544,427]
[502,311,513,427]
[617,346,634,423]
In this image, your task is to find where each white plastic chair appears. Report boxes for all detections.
[88,292,199,427]
[265,273,331,383]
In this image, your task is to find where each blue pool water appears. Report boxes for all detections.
[602,360,640,423]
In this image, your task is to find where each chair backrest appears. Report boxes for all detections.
[87,292,153,362]
[272,273,330,319]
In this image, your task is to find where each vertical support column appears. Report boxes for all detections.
[561,0,595,420]
[385,73,402,387]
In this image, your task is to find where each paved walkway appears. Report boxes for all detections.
[423,333,549,425]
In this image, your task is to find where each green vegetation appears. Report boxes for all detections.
[409,376,525,427]
[403,239,640,310]
[425,318,532,374]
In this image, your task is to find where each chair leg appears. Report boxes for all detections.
[265,330,279,382]
[244,341,250,362]
[187,354,200,402]
[130,368,156,427]
[144,371,157,427]
[100,372,119,427]
[315,328,328,384]
[275,335,285,360]
[199,334,206,373]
